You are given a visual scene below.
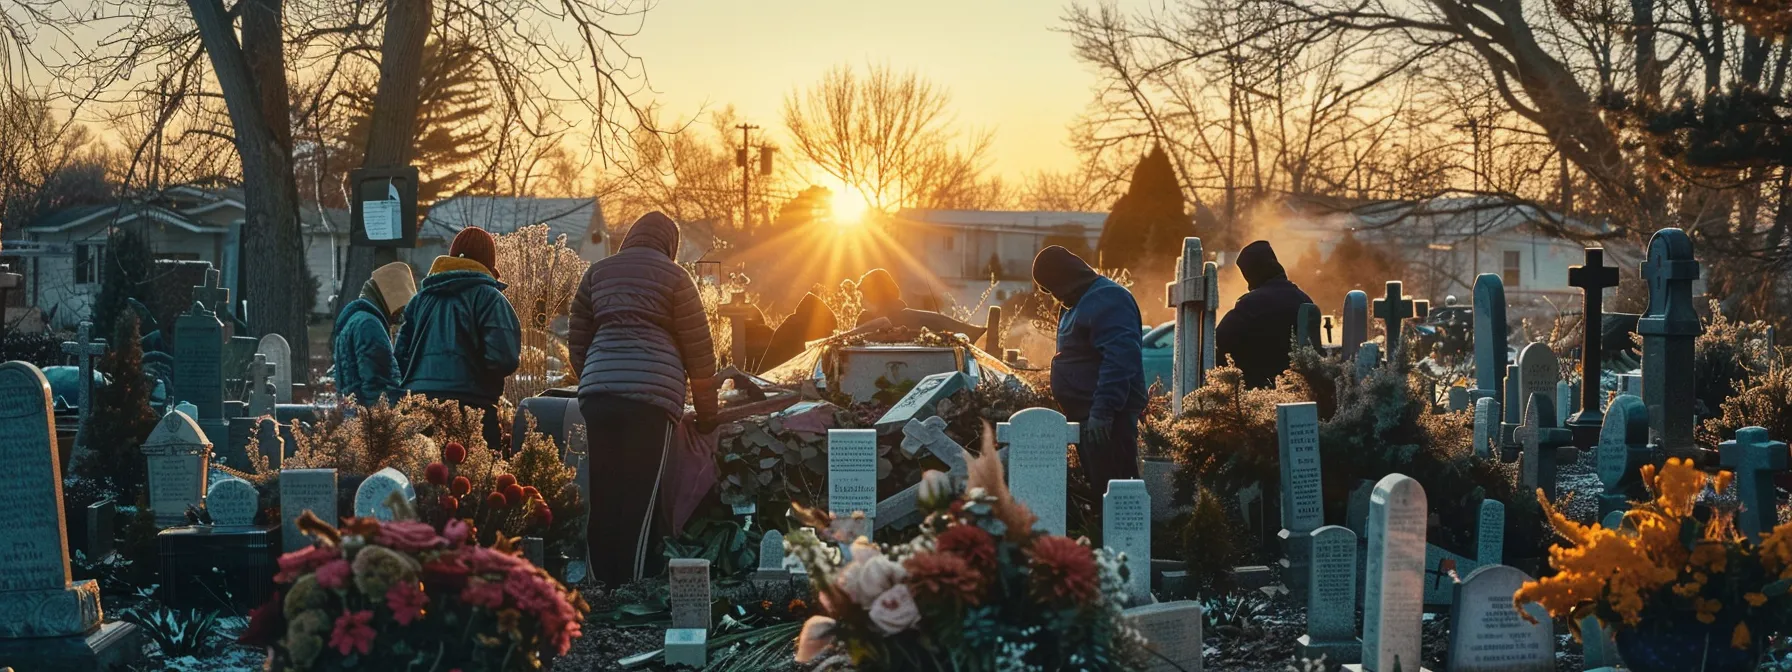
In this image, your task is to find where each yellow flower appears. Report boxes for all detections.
[1714,470,1734,495]
[1690,543,1728,573]
[1695,597,1723,624]
[497,608,522,638]
[1732,622,1752,650]
[1672,582,1704,598]
[1746,591,1768,607]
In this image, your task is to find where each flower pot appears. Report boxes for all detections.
[1613,611,1762,672]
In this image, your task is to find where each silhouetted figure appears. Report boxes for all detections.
[855,268,986,341]
[759,293,839,373]
[1031,245,1146,490]
[1215,240,1315,388]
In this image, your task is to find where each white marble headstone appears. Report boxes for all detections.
[144,410,213,527]
[1102,479,1152,604]
[668,558,711,632]
[1447,565,1553,672]
[353,466,415,521]
[1361,474,1427,672]
[827,429,879,537]
[257,333,294,404]
[998,407,1078,536]
[1278,402,1323,535]
[206,478,259,526]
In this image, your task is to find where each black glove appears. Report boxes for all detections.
[1081,416,1113,450]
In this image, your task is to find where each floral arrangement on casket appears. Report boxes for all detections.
[1516,458,1792,672]
[788,435,1148,671]
[240,504,588,672]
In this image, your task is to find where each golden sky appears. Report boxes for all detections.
[630,0,1142,180]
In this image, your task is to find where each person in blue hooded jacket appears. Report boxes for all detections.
[395,227,521,450]
[1031,245,1147,491]
[332,261,416,406]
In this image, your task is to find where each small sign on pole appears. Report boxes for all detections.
[349,166,420,248]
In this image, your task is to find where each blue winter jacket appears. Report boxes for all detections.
[332,298,400,405]
[1051,277,1148,422]
[393,257,521,407]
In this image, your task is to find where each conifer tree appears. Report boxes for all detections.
[90,226,154,338]
[76,313,159,499]
[1096,145,1189,277]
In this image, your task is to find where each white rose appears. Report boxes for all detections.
[838,555,907,607]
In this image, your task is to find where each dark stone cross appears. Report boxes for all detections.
[1638,229,1703,459]
[1322,315,1335,347]
[61,320,109,431]
[1515,392,1574,501]
[1567,247,1621,447]
[1720,427,1790,539]
[193,267,232,316]
[1371,281,1417,365]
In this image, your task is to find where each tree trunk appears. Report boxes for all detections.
[185,0,312,385]
[336,0,435,316]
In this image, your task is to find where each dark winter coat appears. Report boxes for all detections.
[393,256,521,407]
[333,298,399,405]
[1215,241,1315,388]
[1050,277,1148,422]
[567,212,718,422]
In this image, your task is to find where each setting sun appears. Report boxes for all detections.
[829,187,871,225]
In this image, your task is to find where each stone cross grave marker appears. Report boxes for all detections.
[1472,274,1508,401]
[248,353,277,416]
[1355,342,1382,379]
[143,410,212,527]
[206,478,259,526]
[256,333,294,404]
[828,429,878,538]
[716,290,758,370]
[1639,228,1702,458]
[1514,343,1559,427]
[1124,600,1204,672]
[998,407,1078,536]
[1476,499,1505,567]
[1297,525,1361,667]
[1278,402,1323,599]
[1297,303,1322,348]
[874,371,968,433]
[1166,237,1210,415]
[1372,281,1417,364]
[353,466,416,522]
[1515,394,1573,502]
[668,558,711,631]
[1721,427,1789,539]
[173,301,226,420]
[1358,474,1427,672]
[60,320,107,442]
[1342,290,1369,362]
[1472,397,1500,459]
[1597,395,1651,519]
[900,416,963,469]
[1102,479,1152,605]
[1498,364,1522,455]
[1447,564,1553,672]
[1567,248,1621,446]
[753,530,789,582]
[280,469,337,552]
[0,361,103,638]
[193,267,231,316]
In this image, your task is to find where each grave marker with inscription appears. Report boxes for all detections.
[1597,395,1651,519]
[1297,525,1361,667]
[668,558,711,631]
[1356,474,1428,672]
[143,411,212,527]
[1102,479,1152,604]
[1639,228,1702,458]
[998,407,1079,535]
[256,333,294,404]
[1124,600,1204,672]
[828,429,879,538]
[0,361,104,638]
[280,469,337,552]
[206,478,259,526]
[1447,565,1552,672]
[353,467,416,522]
[172,302,226,420]
[1278,402,1323,600]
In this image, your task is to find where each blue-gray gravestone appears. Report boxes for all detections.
[1297,525,1361,667]
[1720,427,1789,540]
[1639,228,1702,459]
[1596,395,1651,519]
[1567,248,1620,447]
[1472,397,1500,459]
[998,408,1078,536]
[1278,402,1323,601]
[173,302,226,421]
[1515,394,1574,502]
[1358,474,1427,672]
[828,429,879,538]
[0,362,103,638]
[1343,290,1369,362]
[1447,565,1553,672]
[1102,479,1152,604]
[1472,274,1507,401]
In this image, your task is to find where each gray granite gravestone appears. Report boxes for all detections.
[1476,499,1505,567]
[1125,600,1204,672]
[874,371,969,433]
[1448,385,1470,412]
[1472,397,1500,459]
[1278,402,1324,599]
[85,498,116,561]
[1447,565,1553,672]
[1297,525,1362,667]
[1297,303,1323,348]
[206,478,260,527]
[1354,474,1428,672]
[1596,395,1651,519]
[143,411,212,527]
[1372,281,1418,364]
[1514,344,1559,425]
[1167,237,1211,415]
[1471,274,1508,401]
[353,467,415,522]
[1102,479,1152,604]
[1356,342,1382,380]
[280,469,337,552]
[1499,364,1522,457]
[256,333,294,404]
[999,407,1078,535]
[668,558,711,631]
[1720,427,1789,539]
[1567,248,1621,446]
[753,530,790,582]
[1639,228,1702,458]
[827,429,879,538]
[1515,394,1573,501]
[172,301,226,421]
[1342,290,1370,362]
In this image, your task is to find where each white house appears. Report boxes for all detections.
[881,209,1108,310]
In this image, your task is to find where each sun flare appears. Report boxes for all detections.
[829,187,871,225]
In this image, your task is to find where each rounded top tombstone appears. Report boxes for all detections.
[144,410,213,452]
[1597,395,1649,487]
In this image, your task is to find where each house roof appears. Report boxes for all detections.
[893,209,1108,233]
[422,196,607,249]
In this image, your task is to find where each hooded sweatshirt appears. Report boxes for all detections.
[568,211,718,421]
[392,256,521,406]
[1214,240,1315,388]
[852,267,987,341]
[1032,246,1147,422]
[332,265,417,405]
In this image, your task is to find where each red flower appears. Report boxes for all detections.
[521,486,541,502]
[329,610,376,655]
[502,484,525,507]
[444,442,467,465]
[1028,536,1098,604]
[315,558,352,590]
[375,521,446,553]
[237,590,284,646]
[903,551,984,605]
[460,578,505,609]
[422,558,471,592]
[935,524,997,570]
[386,581,429,626]
[425,462,449,486]
[439,494,459,516]
[495,473,518,490]
[533,503,554,527]
[450,476,471,496]
[274,544,339,583]
[486,492,507,508]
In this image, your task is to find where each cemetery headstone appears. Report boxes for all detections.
[1446,565,1553,672]
[1297,525,1362,667]
[1297,303,1322,348]
[353,467,416,522]
[1555,381,1575,431]
[874,371,968,433]
[1448,385,1469,412]
[0,361,103,637]
[280,469,338,552]
[1472,397,1500,459]
[1567,248,1620,446]
[1355,342,1382,379]
[192,267,232,317]
[85,498,117,561]
[1580,615,1621,669]
[248,353,277,417]
[1278,402,1323,599]
[1514,343,1560,424]
[206,478,259,526]
[1471,274,1508,401]
[173,301,226,420]
[143,411,212,527]
[1357,474,1428,672]
[1639,228,1702,458]
[1167,237,1210,415]
[901,416,965,470]
[1343,290,1369,362]
[753,530,789,582]
[827,429,878,538]
[1124,600,1204,672]
[1596,395,1651,519]
[1372,281,1417,364]
[1499,364,1522,455]
[1476,499,1504,567]
[1515,393,1573,501]
[60,321,107,445]
[998,407,1078,535]
[668,558,711,631]
[1720,427,1789,539]
[256,333,294,404]
[664,627,707,668]
[1102,479,1152,605]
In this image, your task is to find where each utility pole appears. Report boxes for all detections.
[736,124,760,232]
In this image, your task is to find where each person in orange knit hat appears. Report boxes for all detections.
[394,226,520,451]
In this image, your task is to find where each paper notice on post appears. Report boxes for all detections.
[364,181,402,241]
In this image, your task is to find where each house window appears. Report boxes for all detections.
[1502,250,1522,288]
[75,244,106,286]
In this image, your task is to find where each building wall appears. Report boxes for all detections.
[28,219,224,328]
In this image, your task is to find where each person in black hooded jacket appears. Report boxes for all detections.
[1031,245,1146,493]
[1215,240,1314,388]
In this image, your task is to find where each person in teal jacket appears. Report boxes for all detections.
[332,261,416,406]
[395,227,521,450]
